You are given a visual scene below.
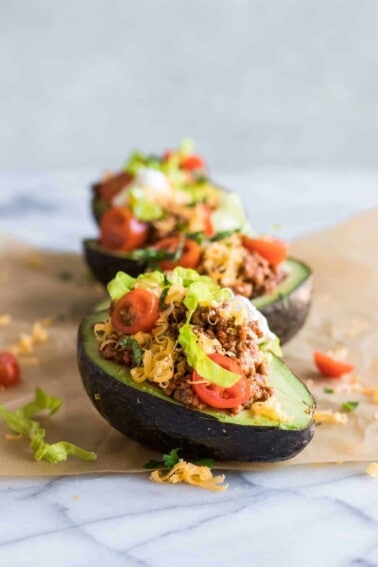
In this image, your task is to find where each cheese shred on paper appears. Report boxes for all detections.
[150,460,228,491]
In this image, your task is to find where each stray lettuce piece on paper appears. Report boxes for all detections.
[0,387,97,464]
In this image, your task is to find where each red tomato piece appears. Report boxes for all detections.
[192,353,251,409]
[100,207,148,252]
[95,171,133,202]
[0,352,21,388]
[154,237,201,271]
[242,236,289,267]
[111,288,159,335]
[180,155,205,172]
[313,351,355,378]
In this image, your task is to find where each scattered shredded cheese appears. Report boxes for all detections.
[21,356,40,366]
[314,410,348,425]
[9,320,50,355]
[366,463,378,478]
[150,459,227,491]
[24,253,45,269]
[0,314,11,327]
[5,433,23,441]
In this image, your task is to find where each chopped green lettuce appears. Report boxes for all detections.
[260,336,282,358]
[107,272,136,301]
[132,199,163,221]
[212,192,249,233]
[178,324,240,387]
[0,388,97,464]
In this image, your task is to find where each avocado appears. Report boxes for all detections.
[77,310,315,462]
[253,259,313,344]
[83,240,313,344]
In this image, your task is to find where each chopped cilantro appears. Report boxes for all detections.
[185,231,205,244]
[119,338,144,367]
[211,229,240,241]
[143,448,181,470]
[194,458,216,468]
[143,449,216,470]
[159,287,170,310]
[341,401,359,412]
[162,448,181,468]
[323,387,334,394]
[58,271,73,282]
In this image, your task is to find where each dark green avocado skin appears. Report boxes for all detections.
[77,330,315,462]
[259,275,313,344]
[92,193,109,225]
[84,239,148,280]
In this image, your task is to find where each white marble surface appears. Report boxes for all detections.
[0,168,377,567]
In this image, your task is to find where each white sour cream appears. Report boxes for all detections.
[230,295,276,344]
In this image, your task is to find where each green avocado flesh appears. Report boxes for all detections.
[81,310,314,431]
[252,259,311,309]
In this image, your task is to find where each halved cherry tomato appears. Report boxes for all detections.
[181,155,205,172]
[111,288,159,334]
[154,237,201,271]
[192,353,250,409]
[242,236,289,267]
[100,207,148,252]
[0,352,21,388]
[95,171,133,202]
[314,351,355,379]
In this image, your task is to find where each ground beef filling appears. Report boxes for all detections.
[236,250,284,299]
[98,303,272,414]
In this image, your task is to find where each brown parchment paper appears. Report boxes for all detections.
[0,209,377,476]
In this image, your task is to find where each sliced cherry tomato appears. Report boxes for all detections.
[192,353,250,409]
[242,236,289,267]
[94,171,133,202]
[202,205,214,237]
[0,352,21,388]
[111,288,159,334]
[180,155,205,172]
[100,207,148,252]
[313,351,355,379]
[154,237,201,271]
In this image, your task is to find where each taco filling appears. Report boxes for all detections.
[94,268,282,416]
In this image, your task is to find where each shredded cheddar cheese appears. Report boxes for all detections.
[24,252,45,269]
[0,314,11,327]
[150,459,227,491]
[199,234,245,288]
[314,410,348,425]
[251,398,292,423]
[366,463,378,478]
[9,320,50,355]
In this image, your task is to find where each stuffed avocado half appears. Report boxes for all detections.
[84,237,313,345]
[77,268,315,462]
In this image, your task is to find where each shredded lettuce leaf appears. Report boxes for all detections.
[178,277,239,387]
[178,324,240,387]
[212,192,249,233]
[0,388,97,464]
[260,336,282,358]
[107,272,136,301]
[132,198,163,221]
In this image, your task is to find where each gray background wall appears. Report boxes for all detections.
[1,0,377,172]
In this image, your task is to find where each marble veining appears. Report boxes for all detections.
[0,169,377,567]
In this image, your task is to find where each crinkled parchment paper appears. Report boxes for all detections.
[0,209,377,476]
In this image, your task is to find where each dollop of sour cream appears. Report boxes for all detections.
[230,295,276,344]
[112,167,172,207]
